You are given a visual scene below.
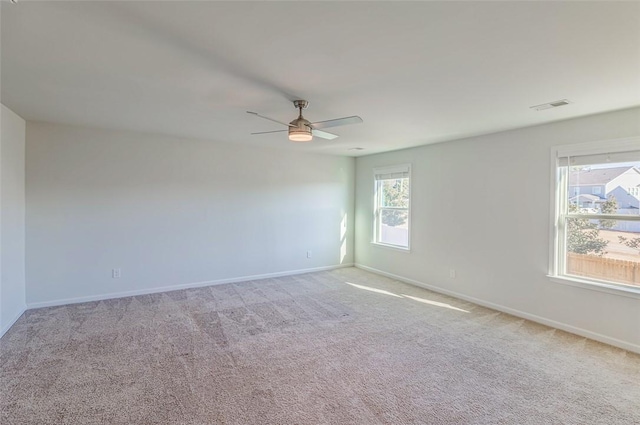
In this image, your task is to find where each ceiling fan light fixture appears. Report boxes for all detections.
[288,127,313,142]
[249,99,361,143]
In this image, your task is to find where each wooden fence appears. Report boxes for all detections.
[567,253,640,287]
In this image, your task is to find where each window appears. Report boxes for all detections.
[592,186,602,195]
[373,164,411,249]
[551,139,640,295]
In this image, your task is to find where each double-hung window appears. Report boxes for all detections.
[551,138,640,295]
[373,164,411,250]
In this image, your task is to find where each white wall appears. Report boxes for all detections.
[26,122,354,306]
[1,104,27,336]
[355,107,640,352]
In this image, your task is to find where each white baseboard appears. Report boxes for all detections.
[355,264,640,355]
[0,305,27,339]
[27,263,354,310]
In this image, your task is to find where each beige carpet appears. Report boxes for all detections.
[1,267,639,424]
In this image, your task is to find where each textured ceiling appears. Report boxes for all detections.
[2,1,639,156]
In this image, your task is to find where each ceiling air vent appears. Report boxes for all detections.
[530,99,571,111]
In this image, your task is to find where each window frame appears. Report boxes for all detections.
[372,164,412,251]
[549,137,640,299]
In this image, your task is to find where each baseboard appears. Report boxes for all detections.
[0,305,27,339]
[27,263,354,310]
[355,264,640,355]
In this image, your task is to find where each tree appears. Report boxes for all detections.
[567,203,608,255]
[617,235,640,255]
[599,196,618,229]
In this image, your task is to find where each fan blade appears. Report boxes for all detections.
[251,129,287,135]
[311,129,339,140]
[310,115,362,129]
[247,111,295,128]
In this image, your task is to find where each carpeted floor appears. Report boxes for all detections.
[1,267,639,424]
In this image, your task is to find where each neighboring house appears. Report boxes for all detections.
[569,166,640,211]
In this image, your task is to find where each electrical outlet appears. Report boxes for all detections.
[449,269,456,279]
[112,268,121,279]
[307,250,312,258]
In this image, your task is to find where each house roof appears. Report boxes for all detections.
[569,166,639,186]
[569,194,602,202]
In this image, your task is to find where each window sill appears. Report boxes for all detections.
[371,242,411,253]
[548,275,640,299]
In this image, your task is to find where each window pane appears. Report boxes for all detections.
[380,178,409,208]
[567,161,640,215]
[373,164,410,249]
[566,219,640,288]
[380,209,408,247]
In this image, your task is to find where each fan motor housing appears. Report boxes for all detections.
[289,117,310,128]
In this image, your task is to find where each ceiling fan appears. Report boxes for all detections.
[247,100,362,142]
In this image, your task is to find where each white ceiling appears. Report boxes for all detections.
[2,1,639,156]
